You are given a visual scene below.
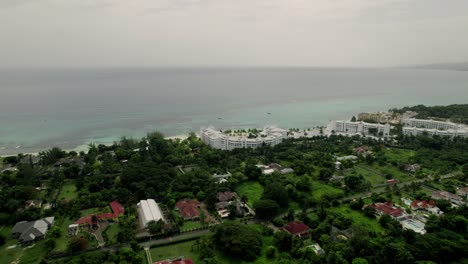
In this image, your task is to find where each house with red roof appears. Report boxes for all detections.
[154,258,194,264]
[456,187,468,199]
[411,200,442,215]
[175,200,200,221]
[283,221,310,238]
[353,146,371,156]
[74,201,124,226]
[369,202,404,218]
[411,200,436,210]
[431,191,465,205]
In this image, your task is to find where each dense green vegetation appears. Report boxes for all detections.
[391,104,468,124]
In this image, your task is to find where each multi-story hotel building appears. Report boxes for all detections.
[402,118,462,130]
[402,118,468,138]
[200,126,287,150]
[328,120,391,137]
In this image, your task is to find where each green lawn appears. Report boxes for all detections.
[180,221,204,231]
[17,241,48,264]
[149,240,200,262]
[147,231,286,264]
[383,148,415,164]
[358,163,413,183]
[105,223,120,244]
[58,182,78,200]
[236,181,264,207]
[0,225,48,264]
[80,206,111,217]
[330,205,384,233]
[54,217,74,252]
[0,226,22,264]
[351,166,385,185]
[310,181,344,202]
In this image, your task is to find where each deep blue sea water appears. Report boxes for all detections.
[0,67,467,155]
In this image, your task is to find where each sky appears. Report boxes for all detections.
[1,0,468,68]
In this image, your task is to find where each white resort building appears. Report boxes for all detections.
[402,118,468,138]
[327,120,391,137]
[137,199,166,228]
[200,126,287,150]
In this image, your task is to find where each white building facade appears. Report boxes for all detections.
[402,118,468,138]
[200,126,287,150]
[137,199,166,228]
[328,120,391,137]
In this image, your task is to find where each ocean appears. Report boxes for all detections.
[0,67,467,155]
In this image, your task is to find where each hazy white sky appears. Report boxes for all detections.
[1,0,467,68]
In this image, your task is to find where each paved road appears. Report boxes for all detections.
[139,229,211,248]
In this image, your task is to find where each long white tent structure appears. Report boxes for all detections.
[137,199,165,228]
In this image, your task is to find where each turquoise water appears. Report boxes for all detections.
[0,67,467,155]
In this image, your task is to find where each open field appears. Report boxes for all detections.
[350,166,384,185]
[310,181,344,202]
[54,217,74,252]
[104,223,120,244]
[180,221,204,231]
[58,182,78,200]
[149,240,200,263]
[80,206,111,217]
[330,205,384,233]
[383,148,416,164]
[0,232,48,264]
[146,226,289,264]
[236,181,264,207]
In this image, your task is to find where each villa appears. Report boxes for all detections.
[175,200,201,221]
[11,217,55,245]
[256,163,294,175]
[431,191,465,205]
[369,202,404,218]
[154,258,194,264]
[283,221,310,239]
[200,126,287,150]
[456,187,468,198]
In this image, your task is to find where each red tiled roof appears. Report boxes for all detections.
[217,192,236,202]
[411,200,436,209]
[432,191,462,201]
[283,221,310,235]
[75,201,125,225]
[370,202,403,217]
[110,201,125,215]
[353,146,369,153]
[154,259,194,264]
[176,200,200,219]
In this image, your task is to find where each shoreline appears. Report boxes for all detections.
[1,126,327,157]
[0,134,192,157]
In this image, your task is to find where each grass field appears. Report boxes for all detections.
[146,228,287,264]
[351,166,384,185]
[58,182,78,200]
[236,181,264,207]
[180,221,204,231]
[311,181,344,202]
[80,206,111,217]
[54,217,74,252]
[330,205,384,233]
[149,240,200,262]
[105,223,120,244]
[0,225,48,264]
[383,148,415,164]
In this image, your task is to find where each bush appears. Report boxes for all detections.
[272,217,285,227]
[266,246,276,258]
